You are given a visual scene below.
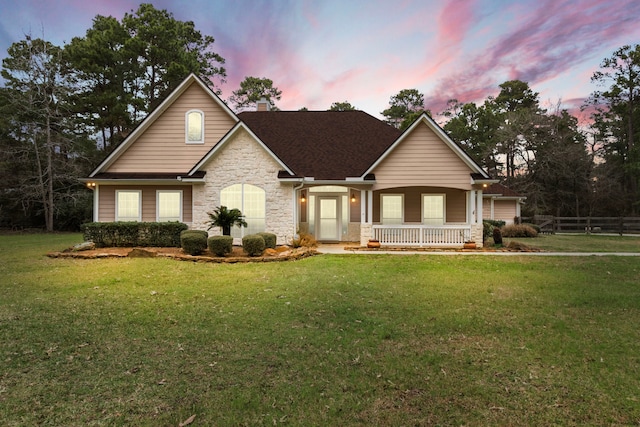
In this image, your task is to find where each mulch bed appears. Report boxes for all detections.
[47,245,318,263]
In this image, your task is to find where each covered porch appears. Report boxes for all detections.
[294,184,486,248]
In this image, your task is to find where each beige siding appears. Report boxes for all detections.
[493,200,516,223]
[483,198,492,219]
[372,187,467,223]
[106,82,236,173]
[372,124,474,191]
[97,185,193,223]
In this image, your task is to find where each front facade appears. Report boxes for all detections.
[85,74,496,247]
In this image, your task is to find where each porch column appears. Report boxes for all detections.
[367,190,373,224]
[360,189,366,224]
[476,190,483,224]
[468,190,476,224]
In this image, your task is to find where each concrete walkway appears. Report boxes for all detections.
[316,244,640,256]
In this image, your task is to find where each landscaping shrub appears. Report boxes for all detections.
[257,232,277,249]
[180,230,208,255]
[493,226,503,245]
[483,220,506,241]
[242,234,265,256]
[501,224,538,238]
[290,232,317,248]
[208,235,233,256]
[522,222,541,234]
[82,221,188,248]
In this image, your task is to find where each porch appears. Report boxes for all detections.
[372,224,472,247]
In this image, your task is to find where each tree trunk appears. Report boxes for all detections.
[222,225,231,236]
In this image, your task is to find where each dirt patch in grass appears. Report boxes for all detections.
[47,245,318,263]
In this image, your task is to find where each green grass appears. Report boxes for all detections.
[1,233,640,425]
[503,233,640,252]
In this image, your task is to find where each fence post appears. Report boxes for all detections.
[586,217,591,235]
[619,217,624,236]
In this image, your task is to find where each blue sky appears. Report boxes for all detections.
[1,0,640,121]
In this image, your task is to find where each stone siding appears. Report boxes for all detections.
[191,128,294,245]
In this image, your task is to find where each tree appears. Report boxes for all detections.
[1,36,84,231]
[206,206,247,236]
[588,44,640,213]
[329,101,356,111]
[65,15,134,149]
[524,108,592,216]
[122,3,226,112]
[381,89,427,129]
[443,99,502,176]
[229,76,282,111]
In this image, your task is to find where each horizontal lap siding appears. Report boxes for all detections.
[372,124,473,191]
[98,185,192,223]
[494,200,516,223]
[106,82,236,173]
[483,199,492,219]
[372,187,466,223]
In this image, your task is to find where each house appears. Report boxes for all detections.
[482,183,526,224]
[85,74,497,247]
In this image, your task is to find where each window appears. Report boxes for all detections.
[381,194,403,224]
[116,190,141,221]
[186,110,204,143]
[220,184,265,238]
[157,190,182,222]
[422,194,445,225]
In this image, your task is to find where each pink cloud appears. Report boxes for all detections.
[437,0,476,48]
[422,0,640,115]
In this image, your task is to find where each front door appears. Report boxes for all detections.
[317,197,340,241]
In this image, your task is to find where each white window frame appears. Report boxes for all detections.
[220,183,266,238]
[381,194,404,224]
[156,190,183,222]
[115,190,142,222]
[422,193,446,225]
[185,109,204,144]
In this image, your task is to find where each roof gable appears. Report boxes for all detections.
[238,111,401,180]
[364,113,490,179]
[90,74,238,177]
[189,122,293,175]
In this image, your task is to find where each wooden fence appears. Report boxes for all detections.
[521,216,640,235]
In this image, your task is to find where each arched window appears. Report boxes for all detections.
[186,110,204,143]
[220,184,265,238]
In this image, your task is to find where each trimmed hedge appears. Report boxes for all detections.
[208,235,233,256]
[501,224,538,238]
[181,230,208,255]
[81,221,188,248]
[242,234,265,256]
[257,232,277,249]
[483,219,506,241]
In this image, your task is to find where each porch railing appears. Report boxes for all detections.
[372,224,472,247]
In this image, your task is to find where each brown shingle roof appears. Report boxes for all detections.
[484,183,523,197]
[238,111,401,180]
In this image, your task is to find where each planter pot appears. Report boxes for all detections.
[463,242,477,249]
[367,239,381,249]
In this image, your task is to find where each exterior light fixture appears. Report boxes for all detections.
[300,190,306,203]
[351,192,357,203]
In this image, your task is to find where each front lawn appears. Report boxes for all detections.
[1,233,639,425]
[503,233,640,252]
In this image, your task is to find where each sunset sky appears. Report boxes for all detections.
[1,0,640,122]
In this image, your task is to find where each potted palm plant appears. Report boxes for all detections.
[206,206,248,236]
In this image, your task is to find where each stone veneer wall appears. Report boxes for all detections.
[191,128,294,245]
[471,223,484,248]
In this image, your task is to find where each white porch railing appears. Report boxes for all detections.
[372,224,472,247]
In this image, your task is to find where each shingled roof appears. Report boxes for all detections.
[484,183,523,197]
[237,111,402,180]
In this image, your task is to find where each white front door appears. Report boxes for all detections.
[317,197,340,241]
